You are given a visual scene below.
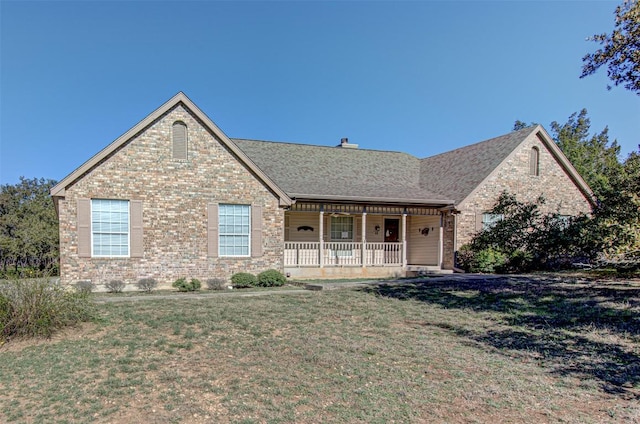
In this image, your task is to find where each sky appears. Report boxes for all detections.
[1,0,638,185]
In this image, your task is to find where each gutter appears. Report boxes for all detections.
[290,193,455,208]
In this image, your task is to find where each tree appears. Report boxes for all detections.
[512,120,538,131]
[0,178,59,276]
[589,147,640,268]
[550,109,621,197]
[581,0,640,94]
[459,192,590,273]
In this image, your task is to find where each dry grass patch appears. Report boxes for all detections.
[1,275,639,423]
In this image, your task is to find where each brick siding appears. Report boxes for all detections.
[58,105,284,290]
[455,134,592,250]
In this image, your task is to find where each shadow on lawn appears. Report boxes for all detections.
[360,275,640,396]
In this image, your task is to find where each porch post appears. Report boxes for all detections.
[438,213,444,268]
[401,211,407,268]
[361,209,367,267]
[319,208,324,268]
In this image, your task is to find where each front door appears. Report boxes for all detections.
[384,219,399,242]
[384,218,400,264]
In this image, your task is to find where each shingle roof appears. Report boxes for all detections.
[419,126,537,204]
[232,139,453,205]
[233,127,537,207]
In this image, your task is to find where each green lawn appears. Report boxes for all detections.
[1,275,639,423]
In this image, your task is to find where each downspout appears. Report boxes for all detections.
[438,213,444,269]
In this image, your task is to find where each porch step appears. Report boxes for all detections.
[405,266,453,277]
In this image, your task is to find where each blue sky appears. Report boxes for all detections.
[1,0,638,185]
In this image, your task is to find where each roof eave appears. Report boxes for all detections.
[290,193,455,208]
[533,126,597,208]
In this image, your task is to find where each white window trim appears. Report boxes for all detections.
[218,204,251,257]
[91,199,131,258]
[329,215,354,241]
[329,215,355,257]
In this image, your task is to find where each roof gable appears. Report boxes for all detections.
[50,93,292,206]
[419,125,595,207]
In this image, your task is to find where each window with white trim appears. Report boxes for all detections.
[330,216,353,240]
[92,199,129,256]
[219,204,250,256]
[482,213,503,230]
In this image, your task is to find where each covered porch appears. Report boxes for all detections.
[283,203,452,279]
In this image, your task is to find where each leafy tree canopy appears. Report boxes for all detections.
[581,0,640,94]
[591,147,640,265]
[0,177,59,276]
[512,120,538,131]
[550,109,621,197]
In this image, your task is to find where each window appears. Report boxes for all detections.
[556,215,571,229]
[219,204,250,256]
[172,121,187,160]
[482,213,503,230]
[529,147,539,176]
[330,216,353,240]
[92,199,129,256]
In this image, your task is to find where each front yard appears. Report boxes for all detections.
[0,274,638,423]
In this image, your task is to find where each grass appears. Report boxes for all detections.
[0,274,639,423]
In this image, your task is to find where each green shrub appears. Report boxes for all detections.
[0,278,94,342]
[172,278,202,292]
[137,278,157,293]
[230,272,257,288]
[105,280,125,293]
[257,269,286,287]
[503,249,534,273]
[190,278,202,291]
[471,248,507,273]
[206,278,228,290]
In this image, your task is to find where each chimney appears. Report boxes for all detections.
[337,137,359,149]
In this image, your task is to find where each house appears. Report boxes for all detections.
[50,92,594,289]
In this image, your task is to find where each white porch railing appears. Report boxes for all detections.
[284,241,403,267]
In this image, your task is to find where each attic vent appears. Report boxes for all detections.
[337,137,358,149]
[530,146,539,176]
[172,121,188,160]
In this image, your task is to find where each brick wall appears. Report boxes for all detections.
[58,104,284,290]
[455,133,592,250]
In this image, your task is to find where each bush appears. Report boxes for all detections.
[0,278,94,342]
[75,280,95,294]
[206,278,228,290]
[504,249,535,273]
[172,277,202,292]
[230,272,257,288]
[257,269,286,287]
[456,245,475,271]
[137,278,158,293]
[105,280,125,293]
[473,248,507,273]
[460,247,508,273]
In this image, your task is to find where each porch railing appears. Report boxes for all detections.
[284,241,402,267]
